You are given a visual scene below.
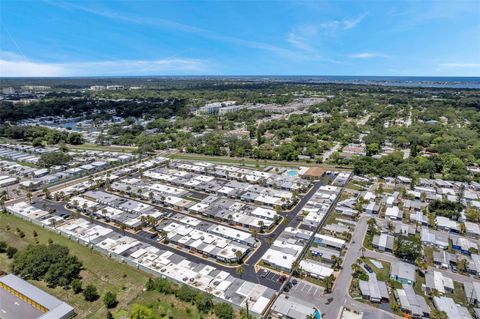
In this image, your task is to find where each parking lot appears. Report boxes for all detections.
[285,278,324,306]
[257,269,281,283]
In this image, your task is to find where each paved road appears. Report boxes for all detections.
[317,214,402,319]
[32,179,325,290]
[317,214,369,319]
[364,246,480,286]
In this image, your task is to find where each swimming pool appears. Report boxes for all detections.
[287,170,298,177]
[314,308,321,319]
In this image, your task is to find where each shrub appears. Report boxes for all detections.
[6,246,17,259]
[71,279,82,294]
[103,291,117,308]
[214,303,234,319]
[83,284,99,302]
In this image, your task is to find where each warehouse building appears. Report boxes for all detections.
[0,274,74,319]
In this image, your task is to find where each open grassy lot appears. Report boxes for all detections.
[168,152,352,170]
[448,281,468,306]
[423,246,435,265]
[0,213,148,318]
[69,143,137,153]
[0,213,238,319]
[119,290,219,319]
[362,258,391,282]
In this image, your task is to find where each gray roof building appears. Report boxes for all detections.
[0,274,74,319]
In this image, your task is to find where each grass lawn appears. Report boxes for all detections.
[346,181,366,191]
[304,276,328,288]
[69,143,136,153]
[448,281,468,306]
[413,272,425,296]
[424,246,435,266]
[122,290,218,319]
[362,258,391,282]
[168,153,352,170]
[324,211,338,225]
[0,213,235,319]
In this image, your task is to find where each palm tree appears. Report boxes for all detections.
[26,191,33,204]
[292,260,303,277]
[235,250,244,263]
[351,263,361,277]
[0,196,5,213]
[257,220,265,230]
[42,187,50,199]
[105,178,111,191]
[159,230,168,242]
[323,274,335,293]
[235,265,245,277]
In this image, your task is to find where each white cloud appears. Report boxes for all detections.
[286,33,315,52]
[45,1,298,59]
[343,14,367,30]
[349,52,388,59]
[0,52,208,77]
[316,13,368,32]
[438,63,480,68]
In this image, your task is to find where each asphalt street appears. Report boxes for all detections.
[32,179,325,290]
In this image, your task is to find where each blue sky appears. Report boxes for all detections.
[1,0,479,76]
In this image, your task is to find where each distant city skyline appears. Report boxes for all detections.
[1,0,479,77]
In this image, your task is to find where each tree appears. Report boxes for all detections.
[0,196,5,212]
[235,250,244,263]
[26,191,33,204]
[129,304,155,319]
[323,274,335,293]
[465,208,480,223]
[214,303,234,319]
[42,187,51,199]
[457,258,468,273]
[257,220,265,229]
[195,293,213,313]
[390,301,400,313]
[292,260,302,277]
[71,278,82,294]
[431,310,448,319]
[6,246,17,258]
[394,236,422,262]
[39,151,72,168]
[83,284,99,302]
[145,278,155,291]
[103,291,118,308]
[428,200,463,220]
[235,265,245,277]
[0,241,7,253]
[175,284,197,303]
[11,244,82,287]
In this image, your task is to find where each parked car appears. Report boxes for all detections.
[364,264,373,273]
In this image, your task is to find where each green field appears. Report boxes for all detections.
[362,258,391,282]
[0,213,235,319]
[69,143,137,153]
[168,152,352,170]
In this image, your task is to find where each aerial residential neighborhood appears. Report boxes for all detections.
[1,1,480,319]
